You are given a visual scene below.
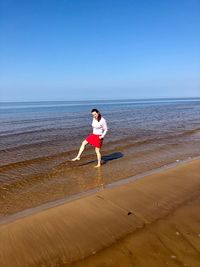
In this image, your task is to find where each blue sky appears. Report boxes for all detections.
[0,0,200,101]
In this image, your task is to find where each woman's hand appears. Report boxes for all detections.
[99,136,103,139]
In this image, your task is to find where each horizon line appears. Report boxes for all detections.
[1,96,200,103]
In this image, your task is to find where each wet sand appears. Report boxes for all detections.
[72,196,200,267]
[0,158,200,267]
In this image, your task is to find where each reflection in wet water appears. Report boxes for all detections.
[95,168,104,189]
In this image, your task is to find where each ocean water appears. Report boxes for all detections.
[1,98,200,217]
[1,98,200,164]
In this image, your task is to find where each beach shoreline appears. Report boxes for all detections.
[0,154,200,226]
[0,156,200,266]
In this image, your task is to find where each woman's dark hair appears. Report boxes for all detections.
[91,108,101,122]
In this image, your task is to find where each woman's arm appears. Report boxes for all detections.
[100,119,108,138]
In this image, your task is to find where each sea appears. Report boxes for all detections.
[1,98,200,217]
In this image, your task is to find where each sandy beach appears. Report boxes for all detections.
[1,0,200,263]
[0,157,200,267]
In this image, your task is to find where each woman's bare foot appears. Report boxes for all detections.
[71,157,80,161]
[94,164,101,168]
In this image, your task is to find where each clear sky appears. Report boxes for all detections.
[0,0,200,101]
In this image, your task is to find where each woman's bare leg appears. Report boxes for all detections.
[71,140,88,161]
[94,147,101,167]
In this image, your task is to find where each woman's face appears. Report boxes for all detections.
[92,111,98,120]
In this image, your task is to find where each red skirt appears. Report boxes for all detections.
[86,133,103,148]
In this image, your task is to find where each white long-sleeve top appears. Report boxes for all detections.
[92,117,108,138]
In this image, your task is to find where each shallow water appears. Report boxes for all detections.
[1,98,200,217]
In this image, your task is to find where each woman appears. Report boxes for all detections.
[71,108,108,167]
